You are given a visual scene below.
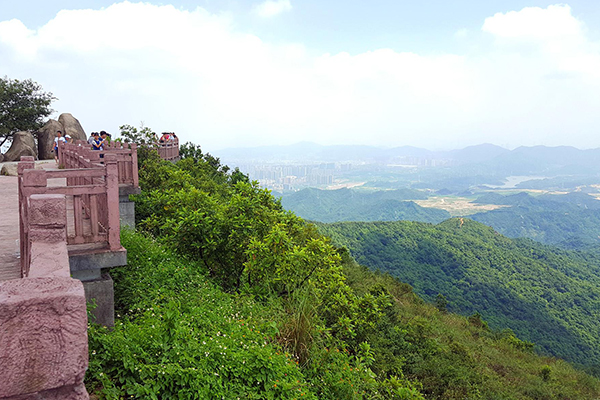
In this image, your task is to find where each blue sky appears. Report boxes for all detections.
[1,1,600,150]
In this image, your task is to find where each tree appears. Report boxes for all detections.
[0,77,56,147]
[435,293,448,313]
[118,123,157,145]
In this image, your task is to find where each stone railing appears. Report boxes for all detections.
[157,137,179,161]
[59,140,139,187]
[18,155,122,277]
[0,192,89,399]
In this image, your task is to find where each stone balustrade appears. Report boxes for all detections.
[0,193,89,400]
[157,137,180,161]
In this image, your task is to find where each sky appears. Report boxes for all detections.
[1,1,600,151]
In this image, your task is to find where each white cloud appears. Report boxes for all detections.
[482,5,583,40]
[0,2,598,151]
[253,0,292,18]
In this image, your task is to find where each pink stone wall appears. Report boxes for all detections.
[0,278,89,399]
[2,192,89,400]
[27,194,70,278]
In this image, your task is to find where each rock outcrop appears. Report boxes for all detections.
[37,119,64,160]
[3,131,37,162]
[0,163,17,176]
[1,161,45,176]
[58,113,86,142]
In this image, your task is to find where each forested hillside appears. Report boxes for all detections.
[470,192,600,249]
[85,144,600,399]
[280,188,449,223]
[318,219,600,370]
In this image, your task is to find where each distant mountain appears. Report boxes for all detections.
[215,142,598,174]
[441,143,511,164]
[215,142,389,163]
[280,187,449,223]
[469,146,600,176]
[318,218,600,368]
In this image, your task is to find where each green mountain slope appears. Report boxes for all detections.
[470,192,600,249]
[280,187,449,223]
[318,218,600,368]
[85,146,600,399]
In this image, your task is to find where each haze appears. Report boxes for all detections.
[1,1,599,151]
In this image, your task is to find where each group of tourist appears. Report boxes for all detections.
[53,130,113,163]
[54,129,176,163]
[87,131,111,151]
[158,132,177,143]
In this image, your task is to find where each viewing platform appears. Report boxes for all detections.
[157,137,180,161]
[0,141,141,399]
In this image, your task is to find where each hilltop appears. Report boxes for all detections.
[84,146,600,399]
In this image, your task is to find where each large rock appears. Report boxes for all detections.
[58,113,86,142]
[0,162,18,176]
[1,162,45,176]
[3,131,37,162]
[37,119,64,160]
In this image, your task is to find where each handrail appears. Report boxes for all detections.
[58,140,139,188]
[18,151,125,276]
[157,137,180,161]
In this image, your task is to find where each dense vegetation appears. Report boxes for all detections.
[86,145,600,399]
[470,192,600,249]
[0,76,55,146]
[279,188,448,224]
[318,219,600,370]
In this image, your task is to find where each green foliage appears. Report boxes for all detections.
[435,294,448,313]
[119,123,157,146]
[540,365,552,382]
[88,231,315,399]
[87,144,600,399]
[0,76,55,145]
[318,218,600,368]
[470,192,600,249]
[280,188,449,224]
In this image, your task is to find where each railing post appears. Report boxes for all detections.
[130,143,139,187]
[104,154,121,250]
[17,156,36,277]
[27,194,69,278]
[20,169,48,277]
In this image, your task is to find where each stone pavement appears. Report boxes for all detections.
[0,175,20,281]
[0,161,57,281]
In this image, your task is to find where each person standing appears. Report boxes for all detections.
[54,130,66,162]
[100,131,110,148]
[91,132,103,151]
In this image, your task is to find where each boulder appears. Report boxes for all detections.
[0,162,17,176]
[3,131,37,162]
[58,113,86,142]
[1,161,44,176]
[38,119,64,160]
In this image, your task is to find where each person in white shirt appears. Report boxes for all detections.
[54,130,66,162]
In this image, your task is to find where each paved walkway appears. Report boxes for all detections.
[0,175,20,280]
[0,161,58,281]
